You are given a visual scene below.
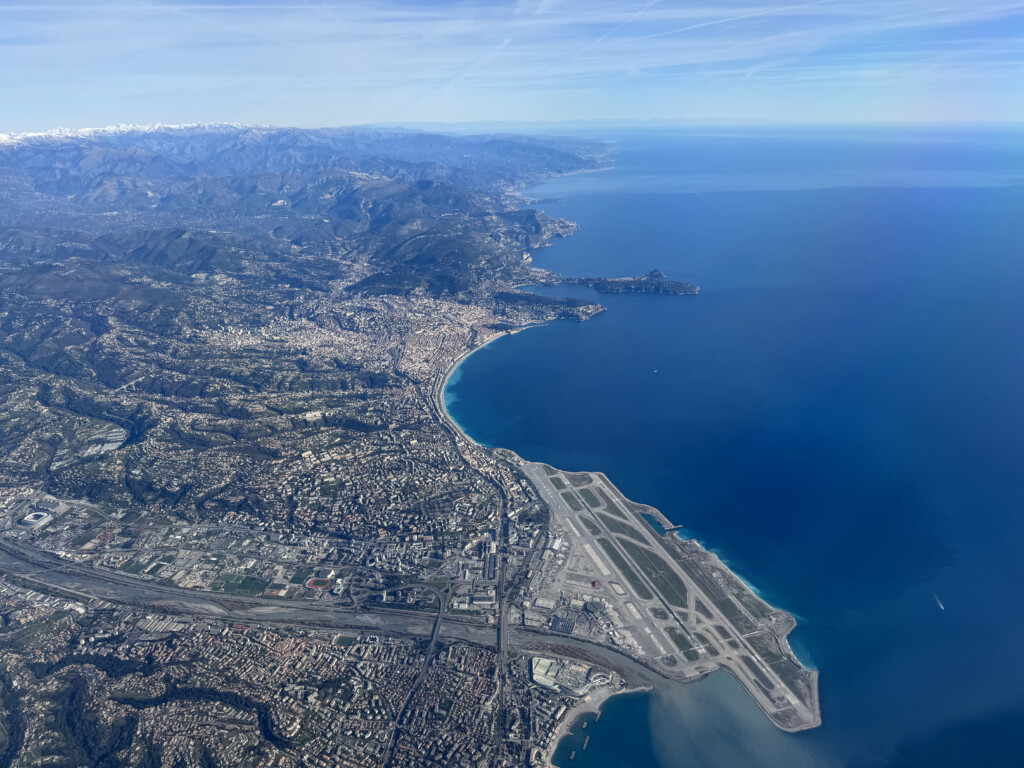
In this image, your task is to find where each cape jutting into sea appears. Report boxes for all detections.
[445,126,1024,767]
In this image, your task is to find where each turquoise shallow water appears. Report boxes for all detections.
[446,127,1024,767]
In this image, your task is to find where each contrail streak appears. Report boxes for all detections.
[573,0,662,58]
[637,0,838,41]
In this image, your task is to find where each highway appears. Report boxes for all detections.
[0,536,495,645]
[0,335,817,746]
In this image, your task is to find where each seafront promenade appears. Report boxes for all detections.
[438,332,819,736]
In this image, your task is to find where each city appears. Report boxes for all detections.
[0,125,816,767]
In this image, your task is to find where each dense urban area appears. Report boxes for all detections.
[0,125,816,767]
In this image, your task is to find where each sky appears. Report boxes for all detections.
[2,0,1024,132]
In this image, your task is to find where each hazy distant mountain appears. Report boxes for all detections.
[0,124,603,295]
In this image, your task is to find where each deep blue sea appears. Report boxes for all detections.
[445,127,1024,767]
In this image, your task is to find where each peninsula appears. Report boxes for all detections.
[564,268,700,295]
[512,460,819,733]
[0,124,817,768]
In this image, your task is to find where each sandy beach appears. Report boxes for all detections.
[540,681,648,766]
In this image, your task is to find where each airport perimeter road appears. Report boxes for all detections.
[517,461,820,732]
[521,463,689,660]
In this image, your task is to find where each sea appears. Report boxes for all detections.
[444,126,1024,767]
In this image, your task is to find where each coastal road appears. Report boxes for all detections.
[425,346,515,766]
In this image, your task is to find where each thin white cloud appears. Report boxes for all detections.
[2,0,1023,128]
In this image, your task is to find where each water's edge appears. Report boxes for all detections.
[435,319,821,762]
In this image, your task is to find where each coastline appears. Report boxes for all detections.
[439,321,551,432]
[540,681,648,766]
[436,157,820,750]
[409,128,1024,768]
[435,325,819,763]
[437,322,659,767]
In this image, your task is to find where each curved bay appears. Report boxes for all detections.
[447,128,1024,767]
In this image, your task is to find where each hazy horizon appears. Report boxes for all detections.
[3,0,1023,133]
[4,118,1024,143]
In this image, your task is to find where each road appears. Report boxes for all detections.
[381,583,448,768]
[0,536,497,645]
[0,335,818,751]
[518,461,821,732]
[425,359,514,765]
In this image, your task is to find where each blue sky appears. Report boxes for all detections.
[2,0,1023,131]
